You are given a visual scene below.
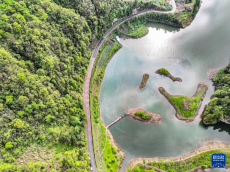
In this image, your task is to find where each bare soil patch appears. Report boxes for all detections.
[182,100,193,111]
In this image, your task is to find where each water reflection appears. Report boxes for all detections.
[146,22,180,33]
[201,121,230,135]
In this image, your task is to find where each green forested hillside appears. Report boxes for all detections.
[0,0,172,171]
[53,0,172,38]
[203,64,230,124]
[0,0,92,171]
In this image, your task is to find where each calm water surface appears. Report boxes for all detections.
[100,0,230,171]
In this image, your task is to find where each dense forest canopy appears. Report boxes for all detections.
[203,64,230,125]
[0,0,93,171]
[52,0,172,38]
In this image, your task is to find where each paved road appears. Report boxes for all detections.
[83,1,176,172]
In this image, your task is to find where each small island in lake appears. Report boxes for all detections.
[126,108,161,124]
[138,73,149,89]
[159,82,208,123]
[155,68,182,82]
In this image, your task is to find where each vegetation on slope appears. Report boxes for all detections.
[52,0,172,39]
[0,0,92,171]
[90,40,123,172]
[128,149,230,172]
[129,165,156,172]
[203,63,230,124]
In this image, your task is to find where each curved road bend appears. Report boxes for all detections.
[83,1,176,171]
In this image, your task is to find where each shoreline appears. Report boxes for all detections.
[97,41,126,164]
[125,141,230,172]
[126,108,161,124]
[159,82,208,123]
[203,67,229,125]
[89,39,125,171]
[119,20,182,41]
[120,29,150,40]
[207,69,221,80]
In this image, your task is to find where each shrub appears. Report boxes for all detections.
[157,68,170,75]
[14,119,24,129]
[135,111,151,120]
[5,142,13,149]
[201,165,207,169]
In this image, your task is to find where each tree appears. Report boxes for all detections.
[5,96,13,105]
[14,119,24,129]
[17,96,29,107]
[13,22,22,33]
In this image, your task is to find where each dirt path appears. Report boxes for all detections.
[126,141,230,172]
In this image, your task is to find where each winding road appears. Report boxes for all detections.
[83,1,176,172]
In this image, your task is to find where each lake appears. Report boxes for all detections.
[100,0,230,171]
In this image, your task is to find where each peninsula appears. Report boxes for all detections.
[126,108,161,124]
[159,82,208,122]
[155,68,182,82]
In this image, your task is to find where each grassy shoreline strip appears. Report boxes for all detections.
[89,39,123,172]
[126,142,230,172]
[127,24,149,38]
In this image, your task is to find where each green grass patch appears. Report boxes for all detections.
[128,164,156,172]
[135,111,151,120]
[161,85,206,118]
[127,25,148,38]
[156,68,170,76]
